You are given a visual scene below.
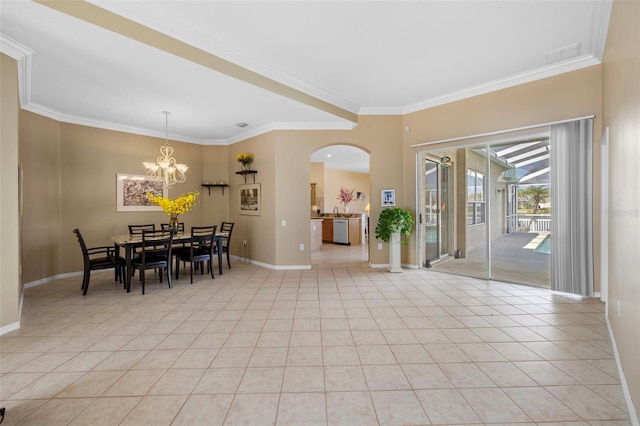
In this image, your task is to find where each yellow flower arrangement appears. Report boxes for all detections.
[236,152,254,166]
[147,191,200,216]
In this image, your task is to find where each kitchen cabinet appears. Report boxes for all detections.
[322,219,333,243]
[321,217,361,245]
[348,218,361,245]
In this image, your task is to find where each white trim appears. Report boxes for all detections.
[606,316,640,426]
[369,263,390,269]
[230,256,311,270]
[21,102,355,147]
[0,321,20,336]
[600,127,609,304]
[222,121,356,146]
[411,115,595,148]
[22,102,220,146]
[0,35,34,108]
[402,56,601,115]
[592,0,613,61]
[22,270,108,289]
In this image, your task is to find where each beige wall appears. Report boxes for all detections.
[602,0,640,416]
[323,169,370,214]
[19,112,62,283]
[13,65,604,277]
[403,65,603,275]
[268,116,404,267]
[17,112,228,279]
[0,54,21,330]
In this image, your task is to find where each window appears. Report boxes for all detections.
[467,169,485,225]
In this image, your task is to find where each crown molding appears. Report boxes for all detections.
[591,0,613,61]
[402,55,601,115]
[220,120,357,146]
[22,102,207,145]
[0,34,34,107]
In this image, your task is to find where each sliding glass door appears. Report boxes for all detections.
[419,140,551,287]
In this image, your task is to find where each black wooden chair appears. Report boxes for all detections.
[175,225,217,283]
[161,222,185,232]
[216,221,234,269]
[128,224,155,235]
[131,229,173,295]
[73,228,125,296]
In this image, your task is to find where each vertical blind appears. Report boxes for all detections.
[550,118,594,296]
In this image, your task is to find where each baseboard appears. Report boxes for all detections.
[0,320,20,336]
[230,256,311,270]
[606,315,639,425]
[23,270,88,289]
[369,263,389,269]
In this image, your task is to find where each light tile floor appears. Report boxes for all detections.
[0,261,631,425]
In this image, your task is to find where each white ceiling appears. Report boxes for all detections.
[311,145,370,174]
[1,0,611,155]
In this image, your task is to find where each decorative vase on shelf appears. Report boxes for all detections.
[168,215,179,234]
[241,162,252,172]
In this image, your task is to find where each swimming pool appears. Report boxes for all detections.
[534,234,551,254]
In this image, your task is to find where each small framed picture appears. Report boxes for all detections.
[381,189,395,207]
[240,183,261,216]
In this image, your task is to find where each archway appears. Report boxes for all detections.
[310,145,370,267]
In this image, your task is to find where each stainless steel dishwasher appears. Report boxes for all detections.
[333,219,349,245]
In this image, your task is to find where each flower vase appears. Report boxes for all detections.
[241,163,251,171]
[169,215,179,234]
[343,204,349,213]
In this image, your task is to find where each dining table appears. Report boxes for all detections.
[112,231,227,292]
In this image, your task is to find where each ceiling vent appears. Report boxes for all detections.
[235,122,249,128]
[545,43,581,64]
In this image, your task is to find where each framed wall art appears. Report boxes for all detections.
[240,183,261,216]
[381,189,396,207]
[116,173,167,212]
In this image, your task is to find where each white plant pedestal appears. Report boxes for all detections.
[388,231,403,273]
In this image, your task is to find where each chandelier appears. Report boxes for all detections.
[143,111,188,187]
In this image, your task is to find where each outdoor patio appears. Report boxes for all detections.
[432,232,551,287]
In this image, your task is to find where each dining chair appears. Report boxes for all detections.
[131,229,173,294]
[161,222,185,232]
[175,225,217,283]
[73,228,125,296]
[216,221,235,269]
[128,224,156,234]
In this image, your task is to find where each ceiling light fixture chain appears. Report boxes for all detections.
[143,111,188,188]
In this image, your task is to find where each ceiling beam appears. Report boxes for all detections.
[519,167,550,183]
[34,0,358,124]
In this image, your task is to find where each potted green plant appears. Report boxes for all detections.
[374,207,414,272]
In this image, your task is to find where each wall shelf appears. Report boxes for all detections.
[201,183,229,196]
[235,170,257,184]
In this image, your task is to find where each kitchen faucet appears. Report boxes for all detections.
[333,207,339,214]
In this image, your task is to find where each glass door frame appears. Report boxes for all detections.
[417,154,454,268]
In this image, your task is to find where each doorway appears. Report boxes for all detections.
[421,157,453,267]
[310,145,370,267]
[418,139,551,288]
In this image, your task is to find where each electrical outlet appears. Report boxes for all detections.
[378,243,383,250]
[282,220,286,227]
[242,240,247,247]
[299,244,304,251]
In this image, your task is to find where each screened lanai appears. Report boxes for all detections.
[420,136,553,288]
